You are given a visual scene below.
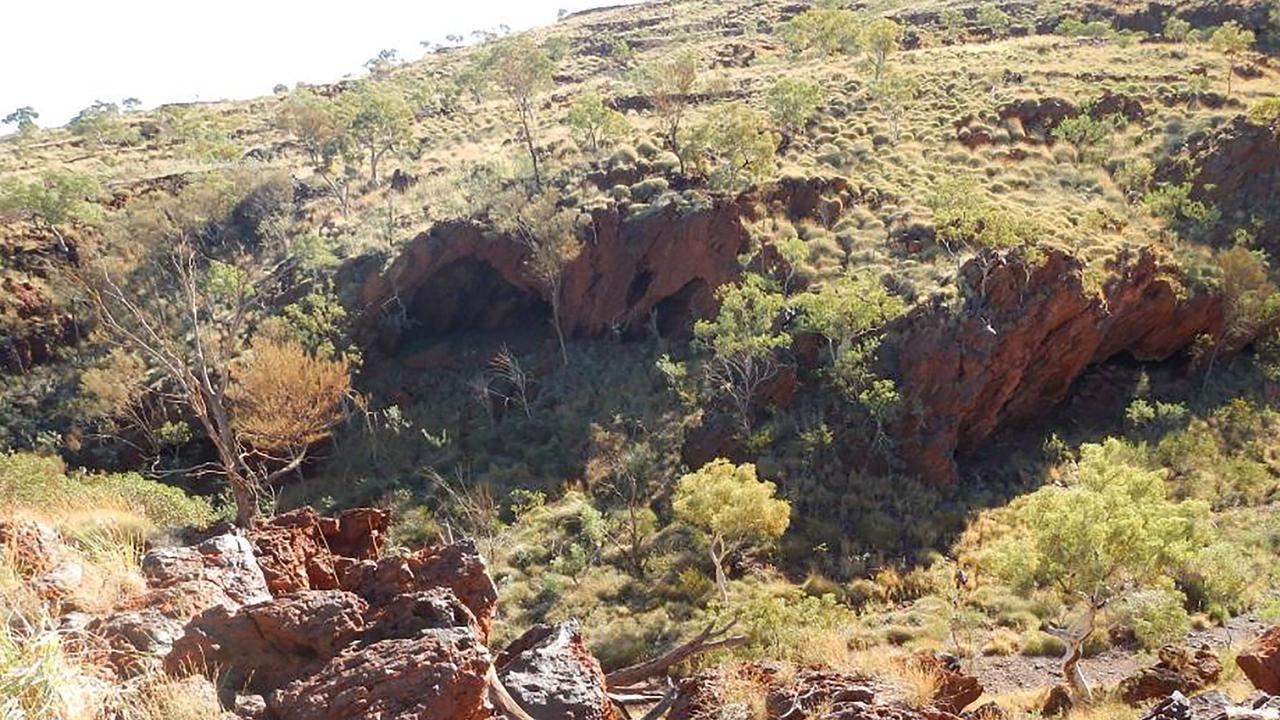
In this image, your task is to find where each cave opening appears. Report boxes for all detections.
[652,279,709,341]
[957,349,1196,479]
[401,258,550,348]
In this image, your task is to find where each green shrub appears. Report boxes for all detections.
[0,453,215,531]
[1020,630,1067,656]
[631,177,670,202]
[1056,18,1115,38]
[1113,585,1191,650]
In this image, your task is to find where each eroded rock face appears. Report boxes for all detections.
[247,507,389,595]
[1238,625,1280,694]
[361,197,749,348]
[92,532,271,676]
[1119,645,1222,705]
[165,590,369,693]
[890,245,1222,483]
[1158,115,1280,249]
[268,628,492,720]
[497,621,617,720]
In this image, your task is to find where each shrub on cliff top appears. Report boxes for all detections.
[0,452,214,531]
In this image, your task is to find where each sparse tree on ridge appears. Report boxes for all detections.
[0,170,102,253]
[863,18,903,82]
[1210,22,1255,97]
[488,37,556,189]
[645,50,701,174]
[339,82,412,187]
[766,78,824,138]
[3,106,39,136]
[276,90,357,216]
[566,91,630,154]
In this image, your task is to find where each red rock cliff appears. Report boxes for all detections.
[889,245,1222,483]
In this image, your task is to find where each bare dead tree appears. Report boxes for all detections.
[79,239,348,526]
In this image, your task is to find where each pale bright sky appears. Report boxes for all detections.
[1,0,635,130]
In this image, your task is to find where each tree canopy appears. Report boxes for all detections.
[673,458,791,599]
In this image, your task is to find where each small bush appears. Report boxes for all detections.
[1020,630,1067,657]
[0,453,215,532]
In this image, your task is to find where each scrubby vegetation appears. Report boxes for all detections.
[4,0,1280,713]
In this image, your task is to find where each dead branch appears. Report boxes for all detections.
[605,618,745,689]
[487,666,536,720]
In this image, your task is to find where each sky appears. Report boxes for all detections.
[0,0,636,131]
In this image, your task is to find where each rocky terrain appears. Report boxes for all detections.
[5,0,1280,718]
[7,506,1280,719]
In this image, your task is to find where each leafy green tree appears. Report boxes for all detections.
[693,274,790,433]
[1162,16,1192,42]
[487,37,556,189]
[1051,112,1121,163]
[0,171,102,253]
[926,177,1030,254]
[976,4,1012,30]
[566,91,630,154]
[3,107,38,136]
[69,101,139,148]
[794,272,905,390]
[338,82,412,187]
[673,458,791,600]
[766,78,823,136]
[871,70,916,144]
[863,18,903,82]
[794,272,906,449]
[981,439,1211,702]
[779,8,862,56]
[493,191,584,365]
[1210,22,1256,97]
[644,50,701,174]
[701,104,780,191]
[276,90,357,216]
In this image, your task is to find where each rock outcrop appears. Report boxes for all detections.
[890,245,1222,483]
[268,628,492,720]
[165,589,369,692]
[497,621,618,720]
[1119,645,1222,705]
[247,507,388,595]
[156,508,504,719]
[92,532,271,676]
[1238,625,1280,694]
[1157,115,1280,249]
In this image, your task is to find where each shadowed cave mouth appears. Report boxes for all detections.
[957,349,1195,477]
[400,258,550,347]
